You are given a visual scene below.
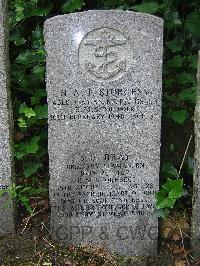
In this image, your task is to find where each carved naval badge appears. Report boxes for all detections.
[79,28,132,81]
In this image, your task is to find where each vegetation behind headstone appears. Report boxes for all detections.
[8,0,200,214]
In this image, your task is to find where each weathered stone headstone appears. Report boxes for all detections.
[0,0,15,235]
[44,10,163,256]
[192,51,200,258]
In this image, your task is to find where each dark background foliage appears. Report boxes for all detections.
[8,0,200,214]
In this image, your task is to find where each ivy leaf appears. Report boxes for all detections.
[15,143,26,159]
[32,65,45,81]
[156,190,167,203]
[18,117,27,128]
[176,72,195,85]
[35,146,47,159]
[26,136,40,154]
[62,0,85,13]
[185,12,200,37]
[169,144,175,152]
[15,50,33,65]
[23,162,43,178]
[178,87,197,105]
[18,195,32,213]
[30,4,53,16]
[156,196,176,209]
[162,162,178,178]
[164,11,182,30]
[166,37,183,52]
[16,49,45,66]
[31,89,47,105]
[15,4,24,12]
[156,179,183,209]
[164,79,174,88]
[15,3,25,22]
[187,55,198,70]
[9,29,26,46]
[167,56,184,68]
[31,0,40,3]
[163,179,183,199]
[19,103,36,119]
[170,110,188,125]
[131,2,160,14]
[35,104,48,119]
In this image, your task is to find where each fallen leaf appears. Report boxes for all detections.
[88,262,97,266]
[67,244,76,252]
[14,131,24,141]
[64,259,76,266]
[174,259,186,266]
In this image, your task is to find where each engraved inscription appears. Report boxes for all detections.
[79,28,132,81]
[51,152,158,219]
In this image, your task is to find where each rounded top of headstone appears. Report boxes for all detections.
[44,10,163,29]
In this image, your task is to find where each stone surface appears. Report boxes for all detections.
[0,0,15,235]
[192,51,200,258]
[44,10,163,256]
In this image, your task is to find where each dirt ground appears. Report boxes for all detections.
[0,207,199,266]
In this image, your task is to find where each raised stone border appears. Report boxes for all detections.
[0,0,15,235]
[192,51,200,258]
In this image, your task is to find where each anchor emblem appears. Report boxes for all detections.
[82,29,127,80]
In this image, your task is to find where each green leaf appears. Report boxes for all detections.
[164,79,174,88]
[178,87,197,105]
[19,196,32,213]
[31,89,47,105]
[15,145,26,159]
[156,179,183,209]
[9,29,26,46]
[15,2,25,22]
[166,37,183,52]
[169,144,175,152]
[15,50,32,64]
[167,56,184,68]
[62,0,85,13]
[15,136,40,159]
[156,196,176,209]
[164,11,182,30]
[16,49,45,66]
[15,4,24,13]
[186,55,198,70]
[19,103,36,119]
[162,162,178,178]
[156,190,167,203]
[25,136,40,154]
[32,65,45,79]
[18,117,27,128]
[162,179,183,199]
[162,179,180,193]
[176,72,195,85]
[35,146,47,159]
[164,93,177,102]
[35,104,48,119]
[131,2,160,14]
[30,4,53,16]
[185,12,200,37]
[23,162,43,177]
[170,110,188,125]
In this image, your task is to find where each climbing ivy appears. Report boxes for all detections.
[8,0,200,213]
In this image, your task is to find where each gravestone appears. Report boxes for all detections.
[192,51,200,258]
[0,0,15,235]
[44,10,163,256]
